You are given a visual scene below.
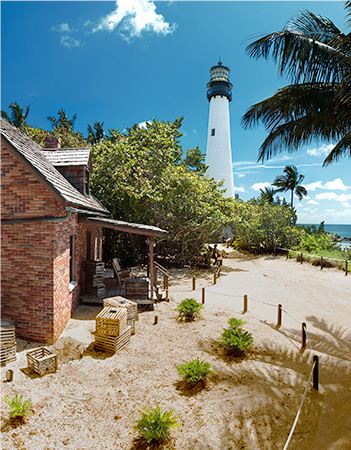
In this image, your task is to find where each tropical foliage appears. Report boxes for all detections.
[177,358,213,384]
[47,108,77,131]
[1,101,30,130]
[272,165,307,208]
[134,405,179,443]
[25,125,87,148]
[242,2,351,165]
[176,298,203,322]
[91,118,232,266]
[230,198,301,253]
[87,121,105,144]
[2,394,32,420]
[220,318,253,356]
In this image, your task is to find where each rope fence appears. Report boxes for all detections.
[277,246,349,276]
[192,274,320,450]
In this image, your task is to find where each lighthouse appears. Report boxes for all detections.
[205,61,234,197]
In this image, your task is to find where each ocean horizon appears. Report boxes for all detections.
[298,224,351,239]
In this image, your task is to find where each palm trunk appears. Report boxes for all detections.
[290,189,294,208]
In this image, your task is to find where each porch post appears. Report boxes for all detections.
[148,235,154,300]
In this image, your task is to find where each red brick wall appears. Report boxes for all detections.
[1,144,104,343]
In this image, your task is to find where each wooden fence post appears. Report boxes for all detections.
[300,252,303,264]
[192,277,196,291]
[277,304,282,328]
[164,274,169,290]
[214,273,217,284]
[202,287,205,304]
[301,322,306,349]
[346,260,348,277]
[243,294,248,313]
[321,256,324,270]
[286,250,289,260]
[153,315,158,325]
[313,355,319,391]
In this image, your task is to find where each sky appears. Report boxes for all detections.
[1,0,351,224]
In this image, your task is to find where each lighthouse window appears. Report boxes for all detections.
[211,128,215,136]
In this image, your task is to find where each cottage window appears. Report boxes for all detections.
[69,235,77,292]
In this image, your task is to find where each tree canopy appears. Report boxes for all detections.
[91,118,232,266]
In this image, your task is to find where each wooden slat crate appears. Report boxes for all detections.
[95,325,131,353]
[27,347,58,376]
[128,318,136,335]
[103,296,138,320]
[84,261,106,298]
[125,278,149,300]
[1,319,16,347]
[0,345,16,366]
[95,307,127,337]
[1,319,16,365]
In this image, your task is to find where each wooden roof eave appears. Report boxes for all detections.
[81,217,168,238]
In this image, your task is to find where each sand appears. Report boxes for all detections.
[1,249,350,450]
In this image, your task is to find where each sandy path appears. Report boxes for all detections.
[1,249,350,449]
[170,248,351,449]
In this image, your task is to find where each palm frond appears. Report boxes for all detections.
[246,10,346,83]
[323,130,351,165]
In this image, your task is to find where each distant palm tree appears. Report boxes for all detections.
[1,101,30,130]
[47,108,77,131]
[87,121,105,144]
[242,2,351,166]
[259,186,277,204]
[272,165,307,208]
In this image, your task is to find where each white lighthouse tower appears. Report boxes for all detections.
[205,61,234,197]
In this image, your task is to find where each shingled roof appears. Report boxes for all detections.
[42,147,93,171]
[0,118,108,215]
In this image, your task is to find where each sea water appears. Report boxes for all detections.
[298,224,351,239]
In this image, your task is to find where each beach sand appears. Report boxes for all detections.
[1,249,350,449]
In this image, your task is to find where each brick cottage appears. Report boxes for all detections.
[1,118,166,343]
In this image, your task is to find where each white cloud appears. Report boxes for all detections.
[342,202,351,207]
[251,182,271,191]
[336,194,351,202]
[93,0,176,39]
[305,181,323,191]
[307,199,319,205]
[315,192,338,200]
[237,174,246,178]
[307,143,334,157]
[60,36,82,48]
[324,178,348,191]
[51,23,71,33]
[234,186,245,193]
[193,129,198,134]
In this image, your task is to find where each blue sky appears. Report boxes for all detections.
[2,0,350,224]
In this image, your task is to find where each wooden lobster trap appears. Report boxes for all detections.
[95,306,127,337]
[0,319,16,366]
[95,325,131,353]
[27,347,58,376]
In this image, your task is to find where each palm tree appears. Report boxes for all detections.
[259,186,277,204]
[272,165,307,208]
[47,108,77,131]
[87,121,105,144]
[242,2,351,166]
[1,101,30,130]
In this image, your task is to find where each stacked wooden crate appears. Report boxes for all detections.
[84,261,105,298]
[124,277,149,300]
[103,296,137,335]
[94,306,131,353]
[0,319,16,365]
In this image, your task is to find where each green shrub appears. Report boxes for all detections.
[2,394,32,420]
[227,318,246,329]
[177,298,203,321]
[177,358,213,384]
[134,405,179,443]
[221,327,253,356]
